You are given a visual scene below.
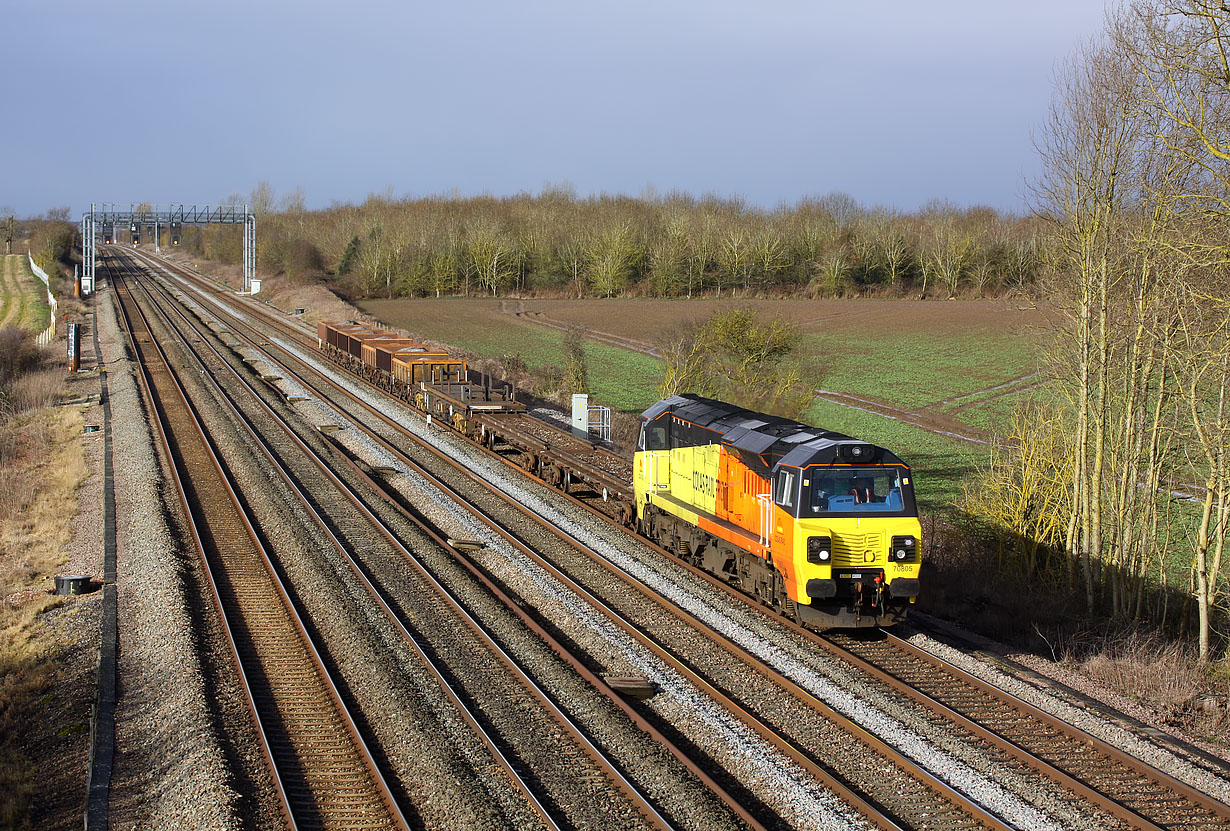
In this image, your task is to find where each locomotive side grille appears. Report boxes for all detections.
[832,532,884,566]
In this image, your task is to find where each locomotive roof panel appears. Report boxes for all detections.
[643,393,906,472]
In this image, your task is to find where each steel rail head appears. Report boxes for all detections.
[127,250,777,831]
[105,259,298,831]
[879,629,1230,827]
[125,251,662,831]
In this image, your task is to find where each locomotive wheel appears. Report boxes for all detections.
[618,503,633,527]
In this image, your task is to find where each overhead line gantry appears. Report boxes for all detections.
[80,203,256,294]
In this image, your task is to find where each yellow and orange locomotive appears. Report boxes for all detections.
[634,394,921,628]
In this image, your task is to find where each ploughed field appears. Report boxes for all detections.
[357,296,1051,511]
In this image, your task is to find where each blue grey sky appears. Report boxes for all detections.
[5,0,1106,218]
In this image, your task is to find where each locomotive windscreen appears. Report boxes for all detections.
[798,467,915,518]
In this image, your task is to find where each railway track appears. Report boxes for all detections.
[123,246,1230,830]
[120,250,1023,830]
[117,252,713,830]
[344,434,1016,831]
[107,254,408,830]
[823,630,1230,831]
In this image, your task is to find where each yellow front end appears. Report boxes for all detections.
[788,515,922,627]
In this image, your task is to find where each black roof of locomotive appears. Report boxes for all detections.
[642,393,907,474]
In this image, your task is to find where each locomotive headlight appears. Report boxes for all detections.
[807,536,832,564]
[891,536,916,562]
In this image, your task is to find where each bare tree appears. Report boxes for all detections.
[868,214,912,290]
[1172,283,1230,658]
[752,229,787,291]
[1034,20,1146,612]
[648,215,689,296]
[929,216,972,299]
[280,187,307,214]
[467,220,515,297]
[586,223,639,298]
[0,207,14,255]
[250,180,276,217]
[812,249,851,297]
[715,228,748,298]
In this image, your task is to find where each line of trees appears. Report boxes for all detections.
[184,186,1051,301]
[967,0,1230,660]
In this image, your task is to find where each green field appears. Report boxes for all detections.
[804,327,1043,410]
[357,296,1049,515]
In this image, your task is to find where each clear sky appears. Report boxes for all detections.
[4,0,1107,218]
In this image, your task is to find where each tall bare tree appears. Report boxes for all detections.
[467,220,515,297]
[0,207,14,255]
[586,223,639,298]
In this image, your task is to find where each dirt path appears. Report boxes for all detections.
[501,301,663,356]
[814,388,991,445]
[938,371,1045,415]
[0,255,14,327]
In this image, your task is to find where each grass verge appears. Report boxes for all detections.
[0,376,81,828]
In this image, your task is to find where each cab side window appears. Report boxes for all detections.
[774,469,796,509]
[646,419,668,450]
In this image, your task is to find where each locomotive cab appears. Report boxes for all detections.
[775,461,922,627]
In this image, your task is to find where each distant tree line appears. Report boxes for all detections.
[0,207,76,276]
[184,186,1050,301]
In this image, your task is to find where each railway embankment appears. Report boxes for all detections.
[0,320,88,828]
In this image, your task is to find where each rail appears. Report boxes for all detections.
[829,629,1230,831]
[125,244,1230,830]
[126,248,1013,831]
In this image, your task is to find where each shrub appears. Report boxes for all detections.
[0,328,37,392]
[284,238,325,281]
